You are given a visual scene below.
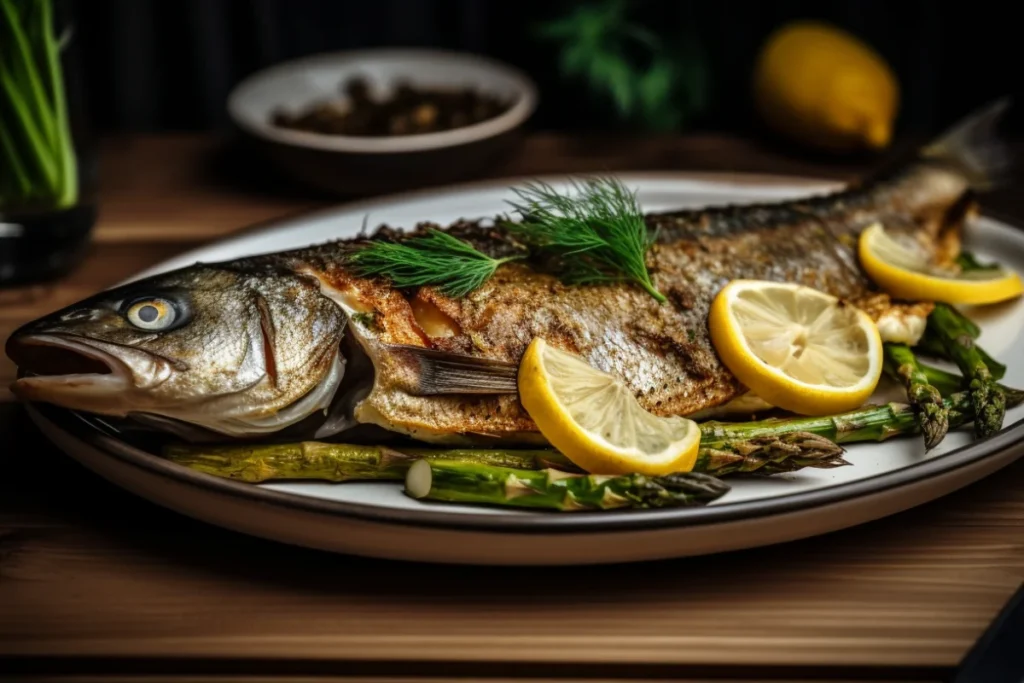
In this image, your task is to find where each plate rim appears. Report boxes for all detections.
[34,393,1024,535]
[24,170,1024,535]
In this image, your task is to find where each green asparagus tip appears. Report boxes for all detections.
[919,400,950,450]
[705,431,849,476]
[882,342,950,450]
[926,304,1007,439]
[972,377,1007,439]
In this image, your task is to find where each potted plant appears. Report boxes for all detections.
[1,0,95,286]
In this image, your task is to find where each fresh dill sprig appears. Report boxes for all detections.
[502,177,666,302]
[345,229,522,298]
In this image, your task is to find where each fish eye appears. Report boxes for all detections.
[125,298,177,330]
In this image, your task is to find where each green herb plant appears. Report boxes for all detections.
[536,0,707,131]
[346,228,524,299]
[345,177,666,303]
[504,177,666,302]
[0,0,77,211]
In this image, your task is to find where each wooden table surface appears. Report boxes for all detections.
[2,133,1023,682]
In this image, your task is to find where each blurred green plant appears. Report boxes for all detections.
[536,0,708,131]
[0,0,77,211]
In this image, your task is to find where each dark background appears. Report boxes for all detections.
[65,0,1023,138]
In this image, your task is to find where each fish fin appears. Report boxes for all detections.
[920,97,1013,191]
[388,344,519,394]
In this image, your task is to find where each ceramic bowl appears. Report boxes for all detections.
[227,48,538,196]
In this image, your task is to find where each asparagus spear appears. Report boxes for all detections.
[699,389,1024,445]
[935,302,982,338]
[917,303,1006,380]
[695,432,847,475]
[926,303,1006,438]
[163,431,847,484]
[917,304,1006,380]
[404,459,730,511]
[882,343,949,449]
[163,442,572,484]
[915,361,1024,403]
[917,362,967,396]
[917,336,1006,380]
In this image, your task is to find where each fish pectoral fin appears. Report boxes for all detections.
[387,344,519,395]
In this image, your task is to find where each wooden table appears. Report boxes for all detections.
[2,133,1023,682]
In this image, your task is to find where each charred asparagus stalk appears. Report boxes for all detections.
[918,336,1007,380]
[163,431,847,484]
[916,361,1024,404]
[917,362,968,396]
[701,389,1024,445]
[882,343,949,449]
[918,303,1006,379]
[163,443,572,484]
[404,459,730,510]
[935,301,982,338]
[925,303,1006,438]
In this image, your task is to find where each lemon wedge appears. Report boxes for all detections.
[709,280,883,416]
[517,338,702,475]
[859,222,1023,305]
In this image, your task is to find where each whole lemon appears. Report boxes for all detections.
[753,20,899,153]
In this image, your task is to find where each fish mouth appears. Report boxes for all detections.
[7,334,133,403]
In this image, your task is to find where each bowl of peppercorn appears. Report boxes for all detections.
[227,48,538,196]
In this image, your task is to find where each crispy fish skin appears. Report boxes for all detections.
[305,115,1002,443]
[316,197,940,443]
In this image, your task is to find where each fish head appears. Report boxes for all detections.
[5,262,349,437]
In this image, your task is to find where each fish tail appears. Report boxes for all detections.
[920,97,1013,191]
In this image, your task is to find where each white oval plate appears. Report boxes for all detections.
[227,47,538,153]
[25,173,1024,565]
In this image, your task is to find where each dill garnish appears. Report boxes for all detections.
[346,229,522,298]
[502,177,666,302]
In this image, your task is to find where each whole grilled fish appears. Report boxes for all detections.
[5,101,1011,445]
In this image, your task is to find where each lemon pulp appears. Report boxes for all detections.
[859,223,1023,305]
[517,338,702,476]
[709,280,883,415]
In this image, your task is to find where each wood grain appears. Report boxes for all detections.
[1,134,1023,680]
[3,404,1020,675]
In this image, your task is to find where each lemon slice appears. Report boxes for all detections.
[709,280,883,415]
[859,222,1023,304]
[517,338,701,475]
